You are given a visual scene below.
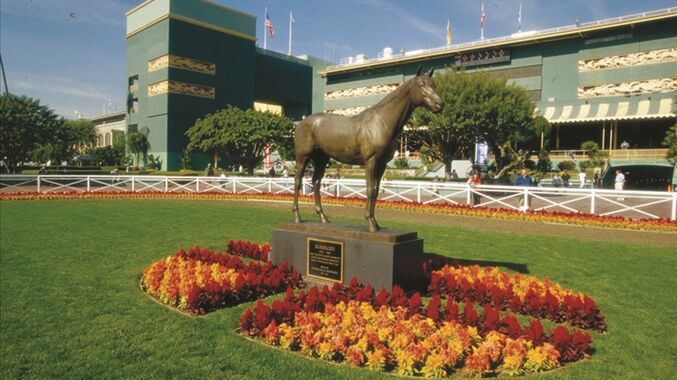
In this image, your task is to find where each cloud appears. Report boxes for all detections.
[10,72,123,118]
[0,0,131,28]
[362,0,443,39]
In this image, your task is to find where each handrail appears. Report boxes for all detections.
[1,174,675,220]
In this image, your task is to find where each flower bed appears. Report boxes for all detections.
[226,239,270,261]
[427,264,606,331]
[2,191,675,233]
[140,246,302,315]
[240,278,594,377]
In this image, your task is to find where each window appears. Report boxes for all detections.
[128,75,139,93]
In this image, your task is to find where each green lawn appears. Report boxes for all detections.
[1,200,675,379]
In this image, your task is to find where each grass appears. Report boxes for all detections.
[0,199,675,379]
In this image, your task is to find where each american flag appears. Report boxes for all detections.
[265,10,276,39]
[446,19,452,45]
[480,5,486,28]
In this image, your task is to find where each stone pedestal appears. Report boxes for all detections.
[271,222,425,291]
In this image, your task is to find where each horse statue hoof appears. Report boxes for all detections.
[318,213,330,224]
[292,209,302,224]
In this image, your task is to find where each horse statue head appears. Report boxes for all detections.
[292,66,443,232]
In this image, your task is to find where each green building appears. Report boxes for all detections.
[127,0,676,185]
[126,0,328,170]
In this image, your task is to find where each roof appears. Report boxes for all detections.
[88,111,126,124]
[320,7,677,77]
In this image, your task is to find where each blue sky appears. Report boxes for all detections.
[1,0,675,118]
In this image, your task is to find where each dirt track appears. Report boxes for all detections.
[227,199,677,248]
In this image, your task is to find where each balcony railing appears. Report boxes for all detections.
[549,149,669,161]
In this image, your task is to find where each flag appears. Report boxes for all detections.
[446,19,452,45]
[518,0,522,32]
[265,10,276,39]
[480,4,486,28]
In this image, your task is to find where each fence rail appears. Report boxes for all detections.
[1,174,675,221]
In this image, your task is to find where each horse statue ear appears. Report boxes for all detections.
[427,68,435,77]
[416,65,422,76]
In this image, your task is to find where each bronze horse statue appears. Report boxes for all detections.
[292,66,443,232]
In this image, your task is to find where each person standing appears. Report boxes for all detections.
[620,140,630,150]
[615,169,626,201]
[467,172,482,206]
[432,175,441,194]
[514,169,533,211]
[578,171,586,188]
[562,170,570,188]
[552,173,562,188]
[204,163,213,176]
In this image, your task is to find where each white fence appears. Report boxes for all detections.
[1,174,675,221]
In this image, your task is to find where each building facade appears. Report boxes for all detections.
[126,0,328,170]
[127,1,676,181]
[90,112,126,148]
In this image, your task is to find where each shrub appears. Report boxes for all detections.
[393,157,409,168]
[557,161,576,171]
[536,150,552,173]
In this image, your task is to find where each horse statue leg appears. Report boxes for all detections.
[292,156,310,223]
[311,154,330,223]
[364,159,386,232]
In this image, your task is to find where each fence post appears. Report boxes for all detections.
[672,192,676,221]
[131,176,135,192]
[165,177,169,192]
[233,178,237,193]
[467,185,472,205]
[37,175,41,193]
[87,176,91,192]
[268,178,272,193]
[416,184,421,203]
[590,189,596,214]
[196,178,200,193]
[523,189,529,211]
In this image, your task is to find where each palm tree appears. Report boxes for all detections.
[126,131,150,168]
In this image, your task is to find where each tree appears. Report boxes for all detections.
[662,123,677,163]
[33,118,96,164]
[89,133,125,166]
[127,131,150,168]
[0,94,61,172]
[411,69,537,180]
[532,116,552,150]
[186,105,294,176]
[186,109,231,168]
[579,140,608,170]
[180,147,192,170]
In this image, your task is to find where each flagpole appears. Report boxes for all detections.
[263,6,267,49]
[288,11,293,55]
[518,0,522,33]
[480,2,484,40]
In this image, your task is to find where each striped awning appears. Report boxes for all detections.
[541,98,674,124]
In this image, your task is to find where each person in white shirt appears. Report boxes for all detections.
[578,171,586,188]
[615,169,625,201]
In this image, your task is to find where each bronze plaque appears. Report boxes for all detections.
[306,238,344,283]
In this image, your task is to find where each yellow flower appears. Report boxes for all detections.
[278,323,297,350]
[466,326,480,342]
[365,348,387,371]
[498,354,525,376]
[524,344,560,373]
[421,353,447,378]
